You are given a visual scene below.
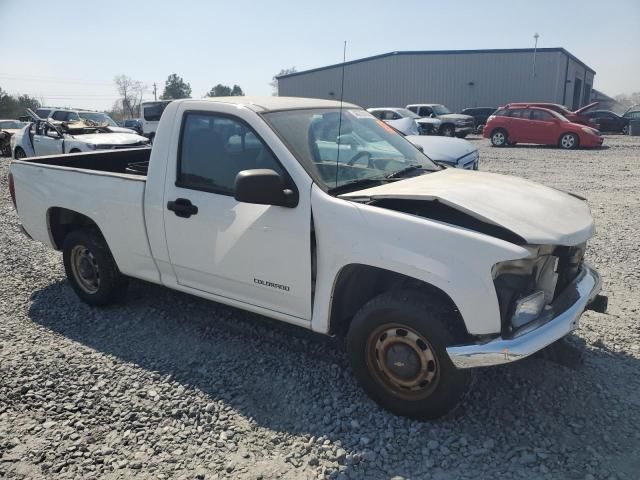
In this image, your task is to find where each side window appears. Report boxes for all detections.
[407,106,417,114]
[418,107,433,117]
[369,110,382,120]
[177,112,285,195]
[36,109,51,119]
[51,111,68,121]
[531,110,553,121]
[510,109,529,119]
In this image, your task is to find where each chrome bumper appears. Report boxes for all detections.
[447,264,602,369]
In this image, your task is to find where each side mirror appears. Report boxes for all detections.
[234,169,298,208]
[429,113,435,118]
[46,130,61,139]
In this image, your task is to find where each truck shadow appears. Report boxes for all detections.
[28,279,639,478]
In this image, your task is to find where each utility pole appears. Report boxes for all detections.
[153,83,157,101]
[532,32,540,79]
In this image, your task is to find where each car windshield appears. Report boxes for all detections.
[394,108,420,119]
[432,105,452,115]
[0,120,26,129]
[263,108,438,193]
[78,112,118,127]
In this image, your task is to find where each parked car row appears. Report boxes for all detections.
[10,109,150,159]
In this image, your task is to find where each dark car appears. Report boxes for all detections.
[460,107,496,131]
[583,110,630,134]
[508,102,598,126]
[123,119,143,135]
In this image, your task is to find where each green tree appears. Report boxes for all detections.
[161,74,191,100]
[206,84,244,97]
[269,67,297,95]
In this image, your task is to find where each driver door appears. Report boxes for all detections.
[33,125,63,156]
[162,108,313,321]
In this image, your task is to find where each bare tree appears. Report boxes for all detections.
[614,92,640,109]
[114,75,147,118]
[269,67,297,95]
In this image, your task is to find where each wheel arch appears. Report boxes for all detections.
[328,263,470,341]
[47,207,103,251]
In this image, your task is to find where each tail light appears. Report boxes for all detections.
[8,172,16,209]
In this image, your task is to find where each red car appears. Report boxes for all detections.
[507,102,598,126]
[483,106,603,149]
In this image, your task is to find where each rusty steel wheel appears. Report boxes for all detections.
[346,291,473,419]
[367,323,440,400]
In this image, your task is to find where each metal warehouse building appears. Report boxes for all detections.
[277,48,595,112]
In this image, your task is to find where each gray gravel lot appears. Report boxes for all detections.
[1,135,639,479]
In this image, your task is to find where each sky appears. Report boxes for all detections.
[1,0,639,111]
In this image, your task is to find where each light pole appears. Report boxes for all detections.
[532,32,540,79]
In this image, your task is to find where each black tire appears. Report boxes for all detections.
[14,147,26,159]
[346,291,473,420]
[490,129,508,147]
[440,124,455,137]
[62,229,128,306]
[621,125,629,135]
[69,149,81,153]
[559,132,579,150]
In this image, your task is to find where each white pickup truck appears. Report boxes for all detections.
[9,97,607,419]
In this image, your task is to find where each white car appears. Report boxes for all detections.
[367,107,442,135]
[9,97,605,420]
[35,107,136,134]
[11,116,150,159]
[406,135,479,170]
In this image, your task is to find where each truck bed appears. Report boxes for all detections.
[21,147,151,176]
[11,147,160,284]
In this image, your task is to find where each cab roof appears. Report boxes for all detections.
[176,96,359,112]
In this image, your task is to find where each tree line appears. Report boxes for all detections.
[0,87,41,118]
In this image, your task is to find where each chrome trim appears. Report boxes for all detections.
[447,264,601,369]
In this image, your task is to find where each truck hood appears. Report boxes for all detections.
[71,132,149,145]
[107,126,137,134]
[438,113,474,121]
[405,135,476,163]
[340,169,594,245]
[415,117,442,126]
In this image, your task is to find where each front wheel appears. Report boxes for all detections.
[14,147,26,159]
[440,124,455,137]
[63,229,128,306]
[346,291,473,420]
[490,129,507,147]
[559,132,579,149]
[622,125,629,135]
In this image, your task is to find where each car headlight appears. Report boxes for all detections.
[455,119,466,125]
[581,127,597,135]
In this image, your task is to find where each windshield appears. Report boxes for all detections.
[78,112,118,127]
[394,108,420,119]
[263,108,438,192]
[0,120,26,129]
[432,105,452,115]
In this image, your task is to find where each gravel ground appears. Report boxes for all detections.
[1,135,639,480]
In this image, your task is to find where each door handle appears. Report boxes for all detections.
[167,198,198,218]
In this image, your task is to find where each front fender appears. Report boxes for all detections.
[310,186,528,335]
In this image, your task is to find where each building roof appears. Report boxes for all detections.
[277,48,596,79]
[179,96,358,112]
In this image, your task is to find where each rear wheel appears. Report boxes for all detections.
[622,124,629,135]
[14,147,26,159]
[346,291,473,420]
[559,132,579,149]
[490,129,507,147]
[63,229,128,306]
[440,124,455,137]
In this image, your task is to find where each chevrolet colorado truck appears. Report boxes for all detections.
[8,97,607,419]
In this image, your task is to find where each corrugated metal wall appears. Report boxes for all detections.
[278,51,592,111]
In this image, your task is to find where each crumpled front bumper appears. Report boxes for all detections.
[446,264,602,369]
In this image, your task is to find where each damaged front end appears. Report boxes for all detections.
[492,243,590,336]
